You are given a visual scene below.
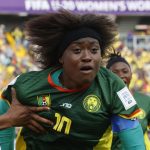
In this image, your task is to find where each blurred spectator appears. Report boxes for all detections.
[0,25,38,95]
[114,41,150,96]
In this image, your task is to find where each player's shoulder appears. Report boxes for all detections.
[17,67,52,82]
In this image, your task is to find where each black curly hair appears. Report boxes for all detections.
[106,50,130,69]
[25,9,118,69]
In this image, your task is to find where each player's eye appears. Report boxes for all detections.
[73,48,81,54]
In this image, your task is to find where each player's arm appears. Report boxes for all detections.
[0,88,53,132]
[112,115,145,150]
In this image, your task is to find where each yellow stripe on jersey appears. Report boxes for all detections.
[94,126,112,150]
[144,131,150,150]
[119,108,143,119]
[16,128,26,150]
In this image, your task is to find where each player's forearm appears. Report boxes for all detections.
[0,114,12,130]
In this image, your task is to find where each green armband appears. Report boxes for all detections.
[118,123,145,150]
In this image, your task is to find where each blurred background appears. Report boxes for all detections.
[0,0,150,95]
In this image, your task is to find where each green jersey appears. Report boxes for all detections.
[0,100,15,150]
[135,91,150,132]
[111,91,150,150]
[2,67,140,150]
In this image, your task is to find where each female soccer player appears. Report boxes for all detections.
[2,10,145,150]
[107,51,150,150]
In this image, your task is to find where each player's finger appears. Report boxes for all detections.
[31,113,53,126]
[29,106,50,112]
[27,124,40,133]
[11,87,21,105]
[27,120,47,133]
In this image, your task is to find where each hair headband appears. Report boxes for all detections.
[58,27,102,58]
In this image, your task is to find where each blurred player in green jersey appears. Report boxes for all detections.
[107,51,150,150]
[0,99,15,150]
[2,10,145,150]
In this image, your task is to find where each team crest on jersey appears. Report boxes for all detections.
[37,95,51,107]
[137,109,146,119]
[83,95,101,112]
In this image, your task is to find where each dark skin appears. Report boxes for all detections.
[109,62,132,87]
[0,88,53,132]
[59,37,101,89]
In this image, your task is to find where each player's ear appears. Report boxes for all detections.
[59,57,63,64]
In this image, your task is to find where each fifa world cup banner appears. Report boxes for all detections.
[1,0,150,15]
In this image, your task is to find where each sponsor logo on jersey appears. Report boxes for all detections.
[117,86,136,110]
[83,95,101,112]
[137,108,146,119]
[37,95,51,107]
[60,103,72,109]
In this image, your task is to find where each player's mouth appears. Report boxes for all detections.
[80,66,93,74]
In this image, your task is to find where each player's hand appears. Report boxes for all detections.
[6,88,53,133]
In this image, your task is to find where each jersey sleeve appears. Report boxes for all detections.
[110,74,141,119]
[0,99,10,115]
[117,123,145,150]
[1,76,20,103]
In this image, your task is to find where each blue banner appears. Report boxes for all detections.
[0,0,150,15]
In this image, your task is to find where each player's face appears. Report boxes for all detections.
[59,37,101,89]
[109,62,132,87]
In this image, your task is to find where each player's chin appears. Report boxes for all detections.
[81,77,95,85]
